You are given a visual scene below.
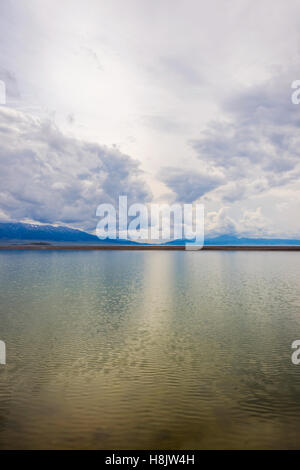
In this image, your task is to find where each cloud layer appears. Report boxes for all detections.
[1,0,300,237]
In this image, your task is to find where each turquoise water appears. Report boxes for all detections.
[0,250,300,449]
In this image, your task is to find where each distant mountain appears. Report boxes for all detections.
[1,223,300,246]
[0,222,137,245]
[166,234,300,246]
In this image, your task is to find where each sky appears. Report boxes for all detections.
[1,0,300,238]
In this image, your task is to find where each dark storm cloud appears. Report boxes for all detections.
[0,107,152,230]
[156,72,300,205]
[188,73,300,202]
[159,167,224,203]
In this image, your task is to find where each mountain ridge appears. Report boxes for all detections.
[166,234,300,246]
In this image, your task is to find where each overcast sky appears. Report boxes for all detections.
[1,0,300,237]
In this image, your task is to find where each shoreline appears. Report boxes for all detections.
[0,245,300,251]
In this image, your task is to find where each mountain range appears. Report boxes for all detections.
[0,222,300,246]
[0,222,136,244]
[166,234,300,246]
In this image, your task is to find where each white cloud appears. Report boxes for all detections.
[206,207,271,238]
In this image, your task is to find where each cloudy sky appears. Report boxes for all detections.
[1,0,300,237]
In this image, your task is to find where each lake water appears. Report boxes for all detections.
[0,250,300,449]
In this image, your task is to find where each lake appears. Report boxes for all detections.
[0,250,300,449]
